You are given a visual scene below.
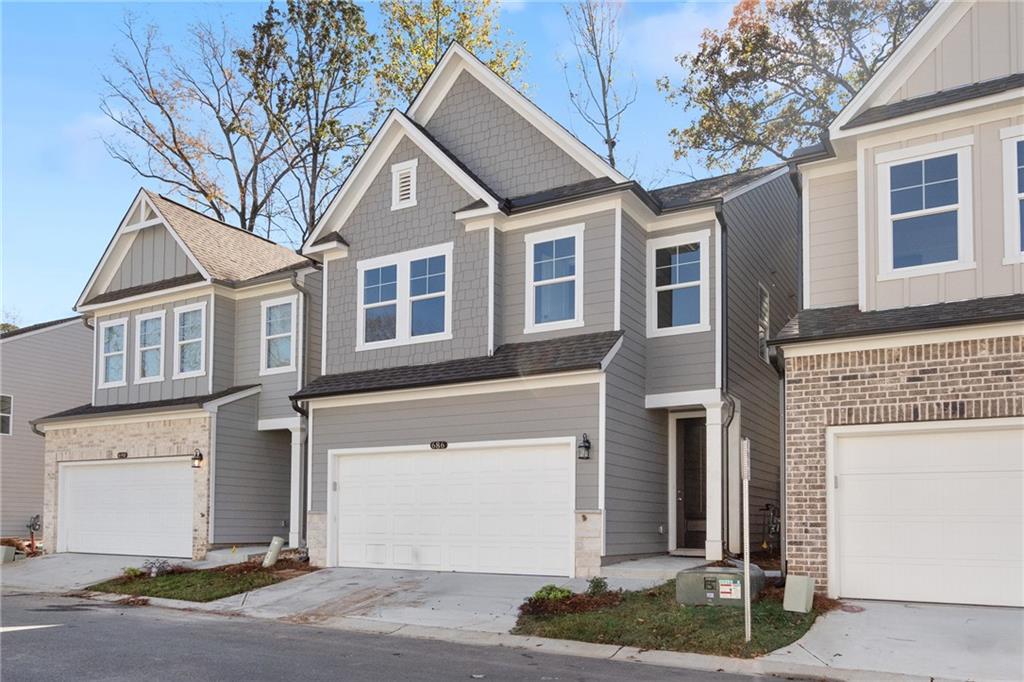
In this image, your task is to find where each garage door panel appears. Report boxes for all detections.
[334,443,573,576]
[834,421,1023,607]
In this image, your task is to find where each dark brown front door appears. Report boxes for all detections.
[676,417,707,550]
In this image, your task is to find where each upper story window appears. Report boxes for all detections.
[876,137,973,279]
[261,296,297,375]
[0,395,11,436]
[524,224,584,333]
[646,229,710,337]
[757,283,770,364]
[173,302,206,379]
[356,242,452,350]
[99,318,127,388]
[134,311,164,384]
[1001,125,1024,264]
[391,159,417,210]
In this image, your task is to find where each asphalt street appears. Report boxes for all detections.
[1,592,769,681]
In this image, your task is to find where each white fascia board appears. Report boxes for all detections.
[777,320,1024,357]
[202,385,262,412]
[77,281,213,314]
[407,43,628,185]
[303,111,499,252]
[645,389,723,410]
[829,1,970,136]
[259,416,301,431]
[720,166,789,202]
[599,335,624,371]
[36,408,209,432]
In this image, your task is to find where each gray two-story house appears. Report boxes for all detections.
[292,44,800,577]
[33,189,321,559]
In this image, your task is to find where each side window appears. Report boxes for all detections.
[173,303,206,379]
[261,297,296,375]
[0,395,12,436]
[99,318,127,388]
[134,312,164,384]
[646,229,710,337]
[1001,126,1024,263]
[525,224,584,333]
[757,283,770,364]
[391,159,417,211]
[877,140,973,278]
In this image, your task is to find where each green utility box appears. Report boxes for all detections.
[676,563,765,607]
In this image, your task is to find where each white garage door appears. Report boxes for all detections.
[332,441,574,576]
[832,419,1024,607]
[58,458,193,558]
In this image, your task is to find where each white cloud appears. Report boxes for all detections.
[619,1,734,78]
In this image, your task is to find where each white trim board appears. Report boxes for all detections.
[645,389,722,410]
[777,320,1024,357]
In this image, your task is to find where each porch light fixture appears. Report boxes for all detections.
[577,434,591,460]
[191,449,204,469]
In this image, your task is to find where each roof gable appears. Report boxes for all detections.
[407,43,627,186]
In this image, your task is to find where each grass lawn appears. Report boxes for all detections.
[90,560,313,603]
[513,580,830,658]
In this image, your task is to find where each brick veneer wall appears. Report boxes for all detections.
[784,334,1024,591]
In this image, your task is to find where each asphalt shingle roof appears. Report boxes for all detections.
[650,165,785,211]
[33,385,260,425]
[84,273,207,306]
[293,330,623,401]
[772,295,1024,345]
[0,316,81,340]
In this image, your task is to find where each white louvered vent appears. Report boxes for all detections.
[391,159,418,210]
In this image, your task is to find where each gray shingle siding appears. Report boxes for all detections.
[309,383,600,513]
[107,225,198,292]
[212,395,291,544]
[722,174,800,536]
[324,137,487,373]
[423,70,594,198]
[0,322,92,536]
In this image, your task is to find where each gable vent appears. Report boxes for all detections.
[391,159,418,210]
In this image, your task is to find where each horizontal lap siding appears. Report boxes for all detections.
[233,293,300,420]
[309,384,600,512]
[303,270,323,383]
[212,295,235,393]
[807,172,858,308]
[213,395,291,543]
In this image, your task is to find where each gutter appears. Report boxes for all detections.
[715,202,734,559]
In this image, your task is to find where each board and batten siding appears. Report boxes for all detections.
[94,294,213,406]
[323,136,487,374]
[309,383,600,513]
[806,171,859,308]
[644,220,718,394]
[499,209,615,345]
[106,225,197,292]
[604,211,669,556]
[423,70,593,199]
[0,322,93,536]
[722,174,800,535]
[212,395,291,544]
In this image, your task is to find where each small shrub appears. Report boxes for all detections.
[122,567,145,579]
[585,576,609,596]
[532,584,574,602]
[142,559,173,577]
[519,591,622,617]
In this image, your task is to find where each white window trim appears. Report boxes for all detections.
[646,229,711,337]
[173,302,207,380]
[390,159,418,211]
[0,394,12,436]
[133,311,165,385]
[757,283,770,364]
[260,294,298,376]
[524,223,585,334]
[355,242,454,351]
[98,317,128,389]
[1001,125,1024,265]
[875,136,975,281]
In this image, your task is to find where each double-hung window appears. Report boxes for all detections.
[1001,125,1024,264]
[525,224,584,333]
[173,302,206,378]
[356,242,452,349]
[0,395,12,436]
[876,138,973,278]
[134,311,164,384]
[646,229,710,336]
[99,318,127,388]
[261,296,297,375]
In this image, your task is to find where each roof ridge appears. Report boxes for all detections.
[145,190,292,250]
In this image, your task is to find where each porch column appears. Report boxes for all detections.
[704,401,725,561]
[288,426,305,548]
[727,400,742,554]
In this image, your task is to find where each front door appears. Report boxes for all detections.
[676,417,707,550]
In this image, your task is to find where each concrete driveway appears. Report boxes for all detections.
[766,599,1024,681]
[202,567,655,634]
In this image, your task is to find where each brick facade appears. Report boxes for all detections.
[42,414,212,560]
[784,333,1024,591]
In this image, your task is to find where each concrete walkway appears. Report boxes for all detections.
[765,599,1024,681]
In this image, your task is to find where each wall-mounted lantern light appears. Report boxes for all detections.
[577,434,591,460]
[191,449,204,469]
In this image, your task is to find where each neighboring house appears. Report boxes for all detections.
[774,0,1024,607]
[0,318,92,538]
[32,189,321,560]
[293,44,800,577]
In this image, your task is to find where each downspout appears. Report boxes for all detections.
[769,345,786,574]
[290,271,315,546]
[715,203,734,558]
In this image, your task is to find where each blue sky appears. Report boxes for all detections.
[2,1,734,326]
